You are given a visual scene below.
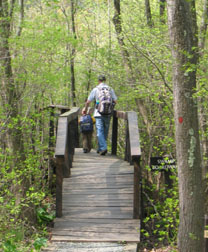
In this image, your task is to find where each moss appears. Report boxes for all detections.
[188,128,196,168]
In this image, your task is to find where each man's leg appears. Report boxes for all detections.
[103,116,111,141]
[95,117,107,151]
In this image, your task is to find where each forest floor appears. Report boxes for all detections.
[138,247,178,252]
[137,237,178,252]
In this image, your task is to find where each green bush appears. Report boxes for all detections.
[142,173,179,246]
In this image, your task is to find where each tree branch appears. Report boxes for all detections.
[125,36,173,93]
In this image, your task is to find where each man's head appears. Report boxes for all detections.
[98,74,106,82]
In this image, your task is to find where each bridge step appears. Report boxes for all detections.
[52,218,140,242]
[42,242,138,252]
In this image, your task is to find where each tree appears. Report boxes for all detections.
[198,0,208,177]
[0,0,24,158]
[70,0,77,106]
[145,0,153,27]
[167,0,204,250]
[159,0,166,23]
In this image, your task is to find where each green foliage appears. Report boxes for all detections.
[0,110,54,250]
[37,206,55,225]
[1,240,17,252]
[142,173,179,246]
[33,237,47,251]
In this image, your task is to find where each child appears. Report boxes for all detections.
[79,109,95,153]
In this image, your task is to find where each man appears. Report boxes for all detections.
[82,75,117,155]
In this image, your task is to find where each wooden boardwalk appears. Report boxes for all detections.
[45,148,140,251]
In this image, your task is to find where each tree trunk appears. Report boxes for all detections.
[145,0,153,27]
[113,0,156,187]
[167,0,204,251]
[159,0,166,23]
[198,0,208,178]
[16,0,24,37]
[0,0,24,157]
[70,0,76,107]
[199,0,208,52]
[113,0,133,77]
[113,0,151,135]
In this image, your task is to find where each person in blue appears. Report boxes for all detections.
[82,75,117,155]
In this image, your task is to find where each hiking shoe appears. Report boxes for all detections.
[100,150,107,156]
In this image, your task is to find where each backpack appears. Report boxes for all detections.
[96,85,113,115]
[80,115,93,133]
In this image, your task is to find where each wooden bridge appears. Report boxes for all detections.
[43,107,142,251]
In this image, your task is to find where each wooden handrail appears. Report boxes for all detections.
[127,112,141,158]
[55,107,80,217]
[111,110,142,219]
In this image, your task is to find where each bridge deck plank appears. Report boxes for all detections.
[51,148,140,243]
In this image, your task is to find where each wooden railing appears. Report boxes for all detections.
[54,107,142,219]
[54,107,80,217]
[111,110,142,219]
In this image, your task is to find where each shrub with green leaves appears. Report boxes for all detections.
[141,173,179,246]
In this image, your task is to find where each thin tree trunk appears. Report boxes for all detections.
[113,0,151,134]
[167,0,204,251]
[113,0,156,189]
[113,0,133,77]
[70,0,76,107]
[145,0,153,27]
[198,0,208,178]
[159,0,166,23]
[199,0,208,52]
[16,0,24,37]
[86,68,92,101]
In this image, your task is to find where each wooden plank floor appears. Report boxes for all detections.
[51,148,140,244]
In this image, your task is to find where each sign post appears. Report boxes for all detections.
[150,157,177,188]
[150,157,176,171]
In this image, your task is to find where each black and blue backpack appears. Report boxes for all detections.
[80,115,93,133]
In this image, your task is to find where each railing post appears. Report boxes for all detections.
[48,107,55,189]
[49,107,55,148]
[64,141,71,178]
[133,156,142,219]
[125,120,131,163]
[74,117,80,148]
[68,118,78,163]
[56,156,64,217]
[111,110,118,155]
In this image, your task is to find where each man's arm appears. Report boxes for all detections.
[111,89,117,104]
[82,88,96,115]
[82,100,91,115]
